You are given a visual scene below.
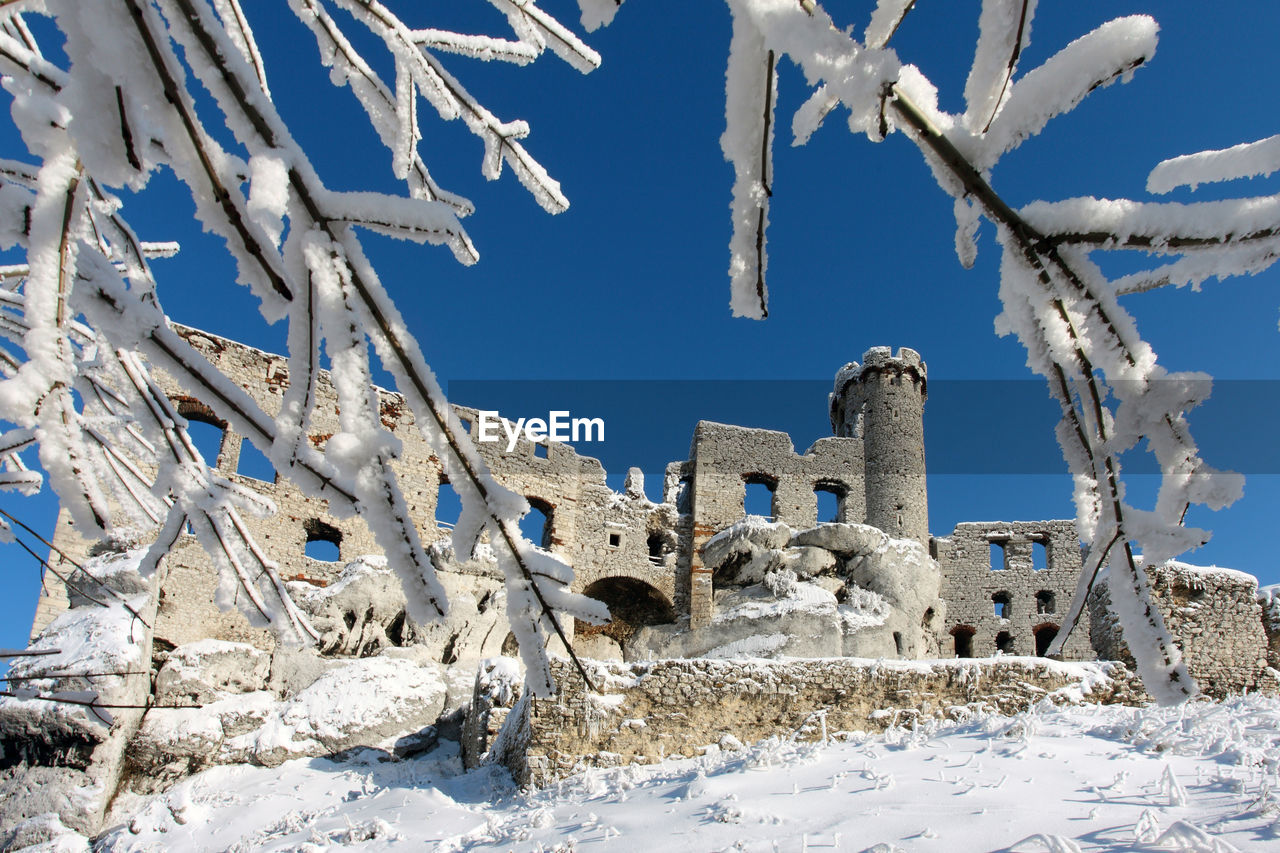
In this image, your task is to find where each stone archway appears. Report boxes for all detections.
[575,577,677,659]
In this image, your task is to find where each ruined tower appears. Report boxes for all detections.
[830,347,928,545]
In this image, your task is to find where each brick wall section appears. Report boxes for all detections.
[1089,562,1274,697]
[484,656,1147,786]
[933,520,1092,660]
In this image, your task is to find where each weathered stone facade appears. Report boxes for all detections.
[1089,562,1276,698]
[468,656,1148,786]
[9,326,1280,832]
[933,520,1091,661]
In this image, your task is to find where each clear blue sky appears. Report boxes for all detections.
[3,1,1279,652]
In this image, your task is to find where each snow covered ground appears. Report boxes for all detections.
[98,694,1280,852]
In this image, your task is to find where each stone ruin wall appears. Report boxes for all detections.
[32,325,677,664]
[933,520,1093,661]
[684,421,864,628]
[467,656,1148,786]
[1089,562,1278,698]
[15,326,1280,819]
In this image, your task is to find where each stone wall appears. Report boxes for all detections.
[1089,562,1275,697]
[474,656,1146,786]
[1261,585,1280,672]
[685,421,864,627]
[35,326,683,662]
[933,520,1092,660]
[34,327,1273,681]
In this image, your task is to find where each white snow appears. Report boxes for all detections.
[99,694,1280,852]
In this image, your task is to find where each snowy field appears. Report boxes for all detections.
[99,695,1280,852]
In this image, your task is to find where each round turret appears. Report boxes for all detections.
[830,347,928,545]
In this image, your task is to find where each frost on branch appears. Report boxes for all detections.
[0,0,609,696]
[714,0,1278,703]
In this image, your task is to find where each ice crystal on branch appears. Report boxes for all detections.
[0,0,609,697]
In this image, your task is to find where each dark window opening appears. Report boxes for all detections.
[743,475,777,519]
[304,518,342,562]
[534,442,548,458]
[993,591,1012,620]
[436,478,462,529]
[647,532,666,564]
[608,532,622,548]
[952,626,975,659]
[1035,590,1056,614]
[1032,539,1049,571]
[989,540,1007,571]
[521,497,555,549]
[386,610,408,647]
[893,631,904,656]
[995,631,1015,654]
[236,438,277,482]
[1034,624,1059,656]
[814,482,846,524]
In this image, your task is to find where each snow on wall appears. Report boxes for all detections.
[474,655,1147,786]
[28,328,1275,684]
[1090,562,1275,697]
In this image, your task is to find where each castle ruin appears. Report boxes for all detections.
[5,326,1278,839]
[30,335,1105,668]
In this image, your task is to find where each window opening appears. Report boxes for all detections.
[1034,624,1059,656]
[236,438,276,482]
[1035,590,1056,614]
[993,591,1012,620]
[952,626,975,658]
[647,532,665,564]
[185,420,225,468]
[989,540,1006,571]
[520,497,555,549]
[743,475,776,519]
[608,532,621,548]
[814,482,845,523]
[304,519,342,562]
[995,631,1014,654]
[436,478,462,529]
[1031,538,1049,571]
[534,442,548,458]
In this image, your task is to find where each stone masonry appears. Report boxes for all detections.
[475,657,1147,786]
[1089,562,1277,698]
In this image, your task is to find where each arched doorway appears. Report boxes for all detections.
[576,577,676,658]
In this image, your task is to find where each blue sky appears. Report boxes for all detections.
[4,1,1279,651]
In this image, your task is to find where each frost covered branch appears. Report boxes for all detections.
[0,0,611,697]
[662,0,1280,703]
